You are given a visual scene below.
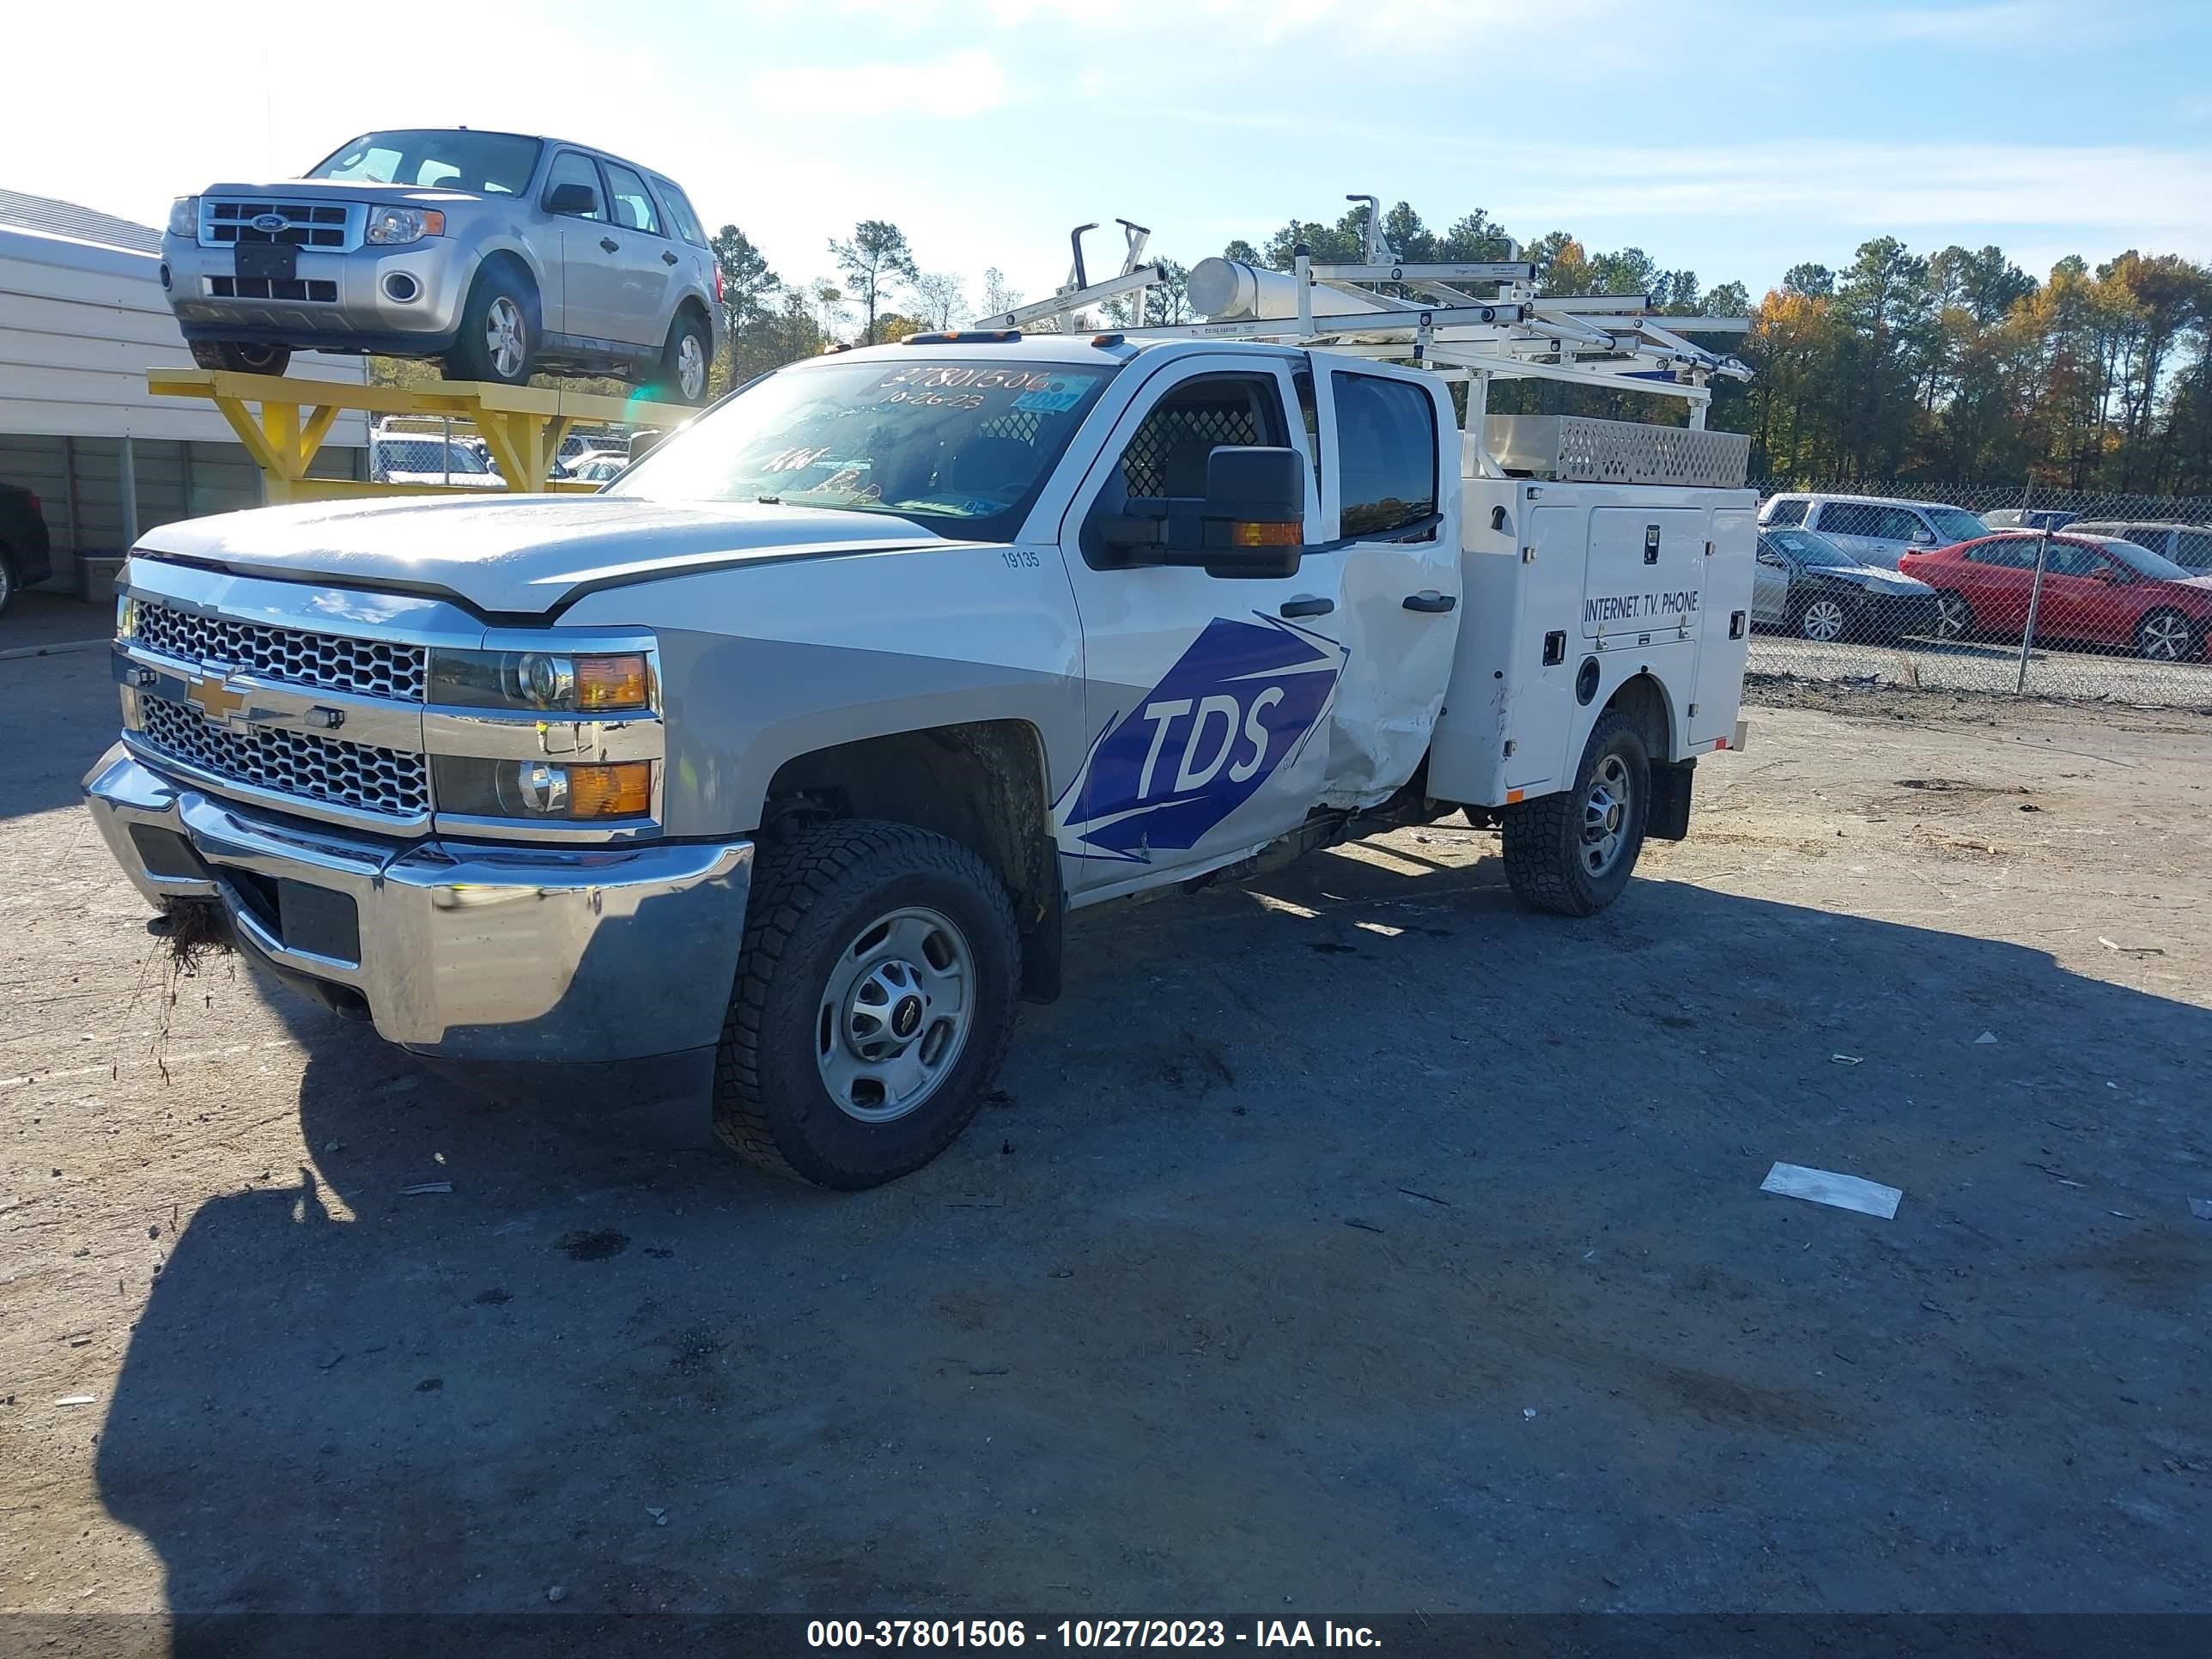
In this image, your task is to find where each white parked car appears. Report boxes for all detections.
[1759,493,1989,569]
[369,434,505,489]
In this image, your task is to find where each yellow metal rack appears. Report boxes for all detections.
[147,368,693,504]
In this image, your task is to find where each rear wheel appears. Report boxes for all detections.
[188,339,292,376]
[713,820,1021,1189]
[0,550,16,618]
[1933,590,1975,641]
[443,264,539,387]
[651,312,713,405]
[2135,607,2196,662]
[1502,711,1650,917]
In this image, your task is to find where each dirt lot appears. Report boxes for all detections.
[3,641,2210,1642]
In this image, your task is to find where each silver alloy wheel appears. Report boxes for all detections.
[816,906,974,1123]
[1801,598,1849,642]
[0,557,13,613]
[1581,752,1633,878]
[677,331,707,400]
[1934,592,1972,640]
[2138,611,2191,661]
[486,297,526,380]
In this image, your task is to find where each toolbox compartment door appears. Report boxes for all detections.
[1583,507,1709,647]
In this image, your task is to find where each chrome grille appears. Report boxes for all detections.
[201,200,355,250]
[134,601,428,701]
[138,695,429,820]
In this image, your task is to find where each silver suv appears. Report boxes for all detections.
[1758,493,1989,568]
[2066,521,2212,572]
[161,128,722,404]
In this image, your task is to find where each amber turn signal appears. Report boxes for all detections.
[567,762,654,817]
[1230,520,1302,548]
[574,654,651,712]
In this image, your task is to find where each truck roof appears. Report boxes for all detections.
[790,336,1305,371]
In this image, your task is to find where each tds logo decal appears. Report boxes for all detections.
[1055,616,1344,863]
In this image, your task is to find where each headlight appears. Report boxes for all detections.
[167,197,198,238]
[364,206,447,246]
[116,593,140,641]
[427,649,652,713]
[431,757,655,821]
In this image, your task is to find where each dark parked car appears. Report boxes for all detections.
[1903,533,2212,661]
[1751,526,1941,641]
[0,482,55,617]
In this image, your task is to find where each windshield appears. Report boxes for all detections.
[308,130,543,195]
[1923,506,1990,543]
[1765,527,1862,568]
[611,357,1119,542]
[378,439,488,475]
[2100,538,2192,581]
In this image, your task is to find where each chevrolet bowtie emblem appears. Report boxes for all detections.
[184,673,250,725]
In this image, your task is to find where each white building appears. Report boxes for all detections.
[0,188,368,598]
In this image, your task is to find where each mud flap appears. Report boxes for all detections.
[1649,757,1696,842]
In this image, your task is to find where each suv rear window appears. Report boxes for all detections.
[653,177,708,248]
[1762,498,1808,526]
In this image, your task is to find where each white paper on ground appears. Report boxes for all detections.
[1760,1162,1903,1219]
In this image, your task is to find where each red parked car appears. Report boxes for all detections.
[1901,532,2212,662]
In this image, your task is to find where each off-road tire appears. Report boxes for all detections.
[188,339,292,376]
[713,820,1021,1189]
[442,261,539,388]
[651,312,714,405]
[1501,711,1651,918]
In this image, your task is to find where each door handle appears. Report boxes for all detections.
[599,237,621,253]
[1279,595,1334,618]
[662,250,680,266]
[1402,591,1456,613]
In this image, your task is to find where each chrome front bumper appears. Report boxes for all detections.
[84,748,752,1066]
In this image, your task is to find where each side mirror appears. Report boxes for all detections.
[545,181,598,217]
[1099,446,1308,579]
[1756,549,1785,568]
[1910,530,1936,546]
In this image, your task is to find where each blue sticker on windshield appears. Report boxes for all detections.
[1012,385,1084,414]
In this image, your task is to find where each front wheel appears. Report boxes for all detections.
[713,820,1022,1189]
[1797,596,1850,642]
[2135,608,2196,662]
[443,265,539,387]
[188,339,292,376]
[1501,711,1651,917]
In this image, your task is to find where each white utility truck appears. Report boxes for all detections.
[83,203,1758,1188]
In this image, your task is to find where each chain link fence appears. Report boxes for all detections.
[1744,480,2212,710]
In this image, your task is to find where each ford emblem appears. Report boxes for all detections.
[251,213,287,234]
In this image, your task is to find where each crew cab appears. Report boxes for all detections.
[82,335,1755,1188]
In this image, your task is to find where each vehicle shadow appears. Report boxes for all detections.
[1,647,121,821]
[92,848,2212,1641]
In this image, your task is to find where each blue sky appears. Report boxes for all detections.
[12,0,2210,318]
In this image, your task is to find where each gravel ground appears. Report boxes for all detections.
[1747,631,2212,708]
[3,650,2209,1645]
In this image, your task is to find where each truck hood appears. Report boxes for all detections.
[133,495,958,616]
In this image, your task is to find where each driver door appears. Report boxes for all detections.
[1053,356,1341,897]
